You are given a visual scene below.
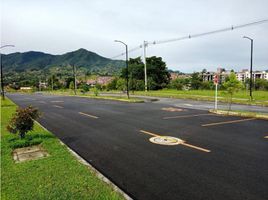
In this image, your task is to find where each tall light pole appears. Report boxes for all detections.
[143,41,148,92]
[243,36,253,100]
[114,40,129,99]
[0,45,15,100]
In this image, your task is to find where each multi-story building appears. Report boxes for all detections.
[201,68,268,83]
[236,69,268,82]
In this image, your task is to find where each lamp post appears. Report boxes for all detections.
[114,40,129,99]
[243,36,253,100]
[1,45,15,100]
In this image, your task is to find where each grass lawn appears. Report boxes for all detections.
[134,89,268,106]
[1,98,124,200]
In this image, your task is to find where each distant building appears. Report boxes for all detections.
[86,76,114,86]
[236,70,268,82]
[170,72,191,80]
[201,68,268,83]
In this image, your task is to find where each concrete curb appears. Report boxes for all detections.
[209,109,268,120]
[34,120,133,200]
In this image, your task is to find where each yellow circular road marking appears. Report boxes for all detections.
[149,136,184,145]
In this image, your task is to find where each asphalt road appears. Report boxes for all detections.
[7,93,268,200]
[102,93,268,113]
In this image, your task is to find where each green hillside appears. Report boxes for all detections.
[1,48,124,74]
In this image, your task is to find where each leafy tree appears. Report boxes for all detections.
[135,80,145,91]
[147,77,158,90]
[169,78,184,90]
[190,72,202,89]
[121,56,170,90]
[65,77,75,88]
[107,77,118,91]
[93,87,99,96]
[116,78,126,91]
[122,57,145,80]
[7,106,40,139]
[146,56,170,90]
[95,83,102,90]
[255,78,268,91]
[223,72,242,110]
[79,83,90,94]
[200,81,214,90]
[69,81,74,90]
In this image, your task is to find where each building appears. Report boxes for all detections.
[86,76,114,86]
[236,70,268,82]
[201,68,268,83]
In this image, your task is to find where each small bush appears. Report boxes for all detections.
[9,137,43,149]
[93,87,99,96]
[7,106,41,139]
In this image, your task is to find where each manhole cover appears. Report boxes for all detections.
[149,136,184,145]
[13,145,49,163]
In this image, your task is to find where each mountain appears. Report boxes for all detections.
[1,48,125,74]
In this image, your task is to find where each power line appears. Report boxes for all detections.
[111,19,268,58]
[111,44,142,59]
[148,19,268,45]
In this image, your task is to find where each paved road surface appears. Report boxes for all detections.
[7,93,268,200]
[102,93,268,113]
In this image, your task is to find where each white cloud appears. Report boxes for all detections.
[1,0,268,72]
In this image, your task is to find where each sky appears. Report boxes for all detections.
[1,0,268,72]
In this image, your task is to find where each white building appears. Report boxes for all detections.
[236,69,268,82]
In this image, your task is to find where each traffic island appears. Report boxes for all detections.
[209,109,268,120]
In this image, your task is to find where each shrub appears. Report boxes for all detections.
[93,87,99,96]
[7,106,40,139]
[80,83,90,94]
[9,137,43,149]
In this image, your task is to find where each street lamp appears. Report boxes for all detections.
[1,45,15,100]
[114,40,129,99]
[243,36,253,100]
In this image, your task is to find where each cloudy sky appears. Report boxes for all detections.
[1,0,268,72]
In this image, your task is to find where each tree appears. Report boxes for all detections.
[107,77,118,91]
[7,106,40,139]
[146,56,170,90]
[79,83,90,94]
[223,72,242,110]
[255,78,268,91]
[169,78,184,90]
[190,72,202,90]
[69,81,74,90]
[116,78,126,91]
[121,56,170,90]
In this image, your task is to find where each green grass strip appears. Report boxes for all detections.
[1,98,124,200]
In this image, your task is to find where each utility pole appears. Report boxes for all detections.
[72,65,77,95]
[0,45,15,100]
[243,36,254,100]
[143,41,148,92]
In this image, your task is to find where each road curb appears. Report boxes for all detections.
[34,120,133,200]
[209,109,268,120]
